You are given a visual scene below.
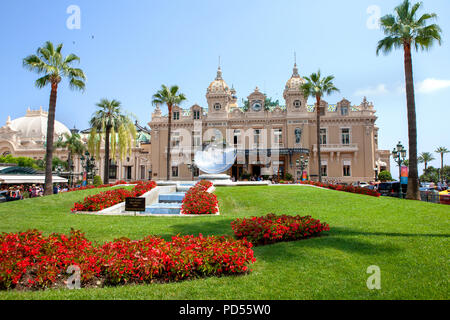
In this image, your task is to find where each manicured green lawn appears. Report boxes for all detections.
[0,185,448,300]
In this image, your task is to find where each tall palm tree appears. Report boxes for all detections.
[23,41,86,195]
[152,85,187,180]
[418,152,435,171]
[377,0,442,200]
[301,71,339,182]
[55,132,86,186]
[435,147,449,183]
[88,99,136,184]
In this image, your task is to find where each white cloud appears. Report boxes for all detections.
[354,84,389,97]
[416,78,450,94]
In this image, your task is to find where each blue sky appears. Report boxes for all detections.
[1,0,449,176]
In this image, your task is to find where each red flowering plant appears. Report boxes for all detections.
[0,229,101,290]
[68,180,130,192]
[195,180,213,191]
[71,181,157,212]
[181,186,219,215]
[231,214,330,246]
[0,230,256,291]
[300,181,381,197]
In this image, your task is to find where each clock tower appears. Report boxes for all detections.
[284,63,307,113]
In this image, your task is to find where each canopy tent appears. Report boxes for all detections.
[0,175,68,184]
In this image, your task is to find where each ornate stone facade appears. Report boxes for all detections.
[0,108,152,183]
[149,65,391,183]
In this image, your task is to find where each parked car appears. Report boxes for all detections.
[0,191,7,203]
[378,182,407,197]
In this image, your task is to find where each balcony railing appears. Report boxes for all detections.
[312,144,358,152]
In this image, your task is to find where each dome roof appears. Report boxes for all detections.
[285,64,305,90]
[207,67,230,94]
[8,108,71,140]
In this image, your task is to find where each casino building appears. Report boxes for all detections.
[149,64,391,183]
[0,63,391,184]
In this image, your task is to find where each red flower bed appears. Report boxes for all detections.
[300,181,381,197]
[68,180,130,192]
[231,214,330,245]
[0,230,255,290]
[71,181,156,212]
[181,184,218,215]
[195,180,213,191]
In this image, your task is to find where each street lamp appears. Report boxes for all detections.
[187,160,197,181]
[296,155,309,181]
[392,141,407,199]
[80,151,96,184]
[374,167,379,182]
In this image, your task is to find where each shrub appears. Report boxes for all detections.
[231,214,330,246]
[182,186,218,215]
[93,175,103,187]
[0,230,256,291]
[378,171,392,182]
[285,173,293,181]
[71,181,156,212]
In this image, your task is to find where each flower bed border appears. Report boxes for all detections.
[300,181,381,197]
[0,230,256,291]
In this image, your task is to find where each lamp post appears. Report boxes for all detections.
[392,141,407,199]
[374,167,379,182]
[296,155,309,181]
[80,151,96,185]
[187,160,197,182]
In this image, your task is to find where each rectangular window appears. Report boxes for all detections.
[172,132,180,147]
[319,129,327,145]
[320,107,326,116]
[341,128,350,145]
[109,163,117,180]
[173,111,180,120]
[140,165,146,180]
[193,110,201,120]
[341,106,349,116]
[192,131,201,147]
[234,129,241,146]
[125,166,132,180]
[343,165,351,177]
[274,128,283,146]
[254,129,261,146]
[171,166,178,177]
[321,165,328,177]
[193,167,199,177]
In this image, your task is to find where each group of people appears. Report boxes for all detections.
[0,184,70,202]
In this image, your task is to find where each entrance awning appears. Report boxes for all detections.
[0,175,68,184]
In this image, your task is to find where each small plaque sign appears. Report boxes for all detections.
[125,197,146,212]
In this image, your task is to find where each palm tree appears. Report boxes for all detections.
[88,99,136,184]
[377,0,442,200]
[55,132,86,186]
[301,71,339,182]
[418,152,435,171]
[23,41,86,195]
[435,147,449,183]
[152,85,187,180]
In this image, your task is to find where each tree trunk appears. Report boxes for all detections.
[403,42,420,200]
[104,126,111,184]
[167,104,172,181]
[441,153,444,183]
[316,95,322,183]
[44,82,58,196]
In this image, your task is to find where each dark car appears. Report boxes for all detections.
[0,191,7,203]
[378,182,407,197]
